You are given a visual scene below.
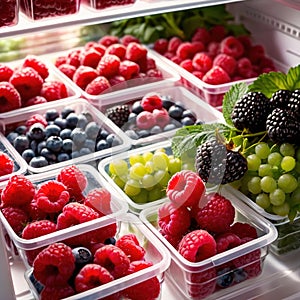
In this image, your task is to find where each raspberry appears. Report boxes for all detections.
[122,261,160,300]
[9,67,43,101]
[207,41,220,57]
[115,234,146,262]
[158,202,191,237]
[180,59,194,72]
[73,66,99,90]
[80,48,103,69]
[125,42,147,62]
[166,170,206,208]
[153,38,168,54]
[1,174,35,207]
[202,66,230,85]
[85,76,111,95]
[74,263,114,293]
[287,89,300,118]
[26,196,48,221]
[84,187,112,216]
[33,242,75,286]
[0,63,14,81]
[153,108,170,128]
[57,63,77,80]
[120,34,140,46]
[98,35,119,47]
[119,60,140,80]
[56,165,88,200]
[213,53,237,76]
[191,28,211,45]
[178,229,217,262]
[167,37,182,53]
[94,244,130,279]
[136,111,156,129]
[109,75,127,87]
[22,55,49,80]
[0,152,14,176]
[231,91,271,133]
[24,95,47,107]
[66,49,82,68]
[1,206,29,235]
[230,222,258,239]
[54,55,67,67]
[35,180,70,214]
[160,230,183,249]
[248,45,265,64]
[176,42,195,60]
[40,81,68,101]
[192,52,213,73]
[236,57,253,78]
[141,92,163,112]
[25,113,48,128]
[194,193,235,234]
[0,81,21,113]
[106,43,126,60]
[220,36,244,58]
[97,54,121,78]
[40,285,75,300]
[215,232,241,253]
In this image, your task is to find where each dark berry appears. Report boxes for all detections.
[83,139,95,151]
[46,136,63,152]
[125,130,139,139]
[45,109,59,122]
[15,125,27,135]
[61,107,75,119]
[104,237,116,245]
[66,113,79,129]
[106,133,122,146]
[233,268,247,283]
[150,125,162,134]
[138,129,151,138]
[216,267,234,288]
[77,114,89,129]
[60,128,72,140]
[54,117,67,129]
[98,129,109,140]
[40,148,56,161]
[181,116,195,126]
[29,156,48,168]
[131,100,143,114]
[161,95,174,110]
[72,247,93,267]
[85,122,100,139]
[6,132,19,144]
[13,135,30,153]
[287,89,300,118]
[269,89,292,110]
[29,273,44,295]
[106,104,130,127]
[28,123,46,140]
[62,139,74,153]
[22,149,35,163]
[37,141,47,154]
[181,109,197,122]
[71,128,87,145]
[57,153,70,162]
[96,139,109,151]
[163,123,177,131]
[168,105,184,119]
[45,124,61,138]
[79,148,92,156]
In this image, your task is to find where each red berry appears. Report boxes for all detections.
[230,222,258,239]
[73,65,99,90]
[85,42,106,57]
[210,25,227,42]
[22,55,49,80]
[0,63,14,81]
[40,81,68,101]
[119,60,140,80]
[106,43,126,60]
[125,42,148,62]
[141,92,163,112]
[80,48,103,69]
[98,35,119,47]
[97,54,121,78]
[215,232,241,253]
[25,113,48,128]
[85,76,111,95]
[109,75,127,88]
[213,53,237,76]
[66,49,82,68]
[166,170,205,208]
[0,152,14,176]
[40,285,75,300]
[178,229,217,262]
[153,38,168,54]
[236,57,253,78]
[167,37,182,53]
[136,111,156,129]
[220,36,244,58]
[202,66,231,85]
[22,219,57,239]
[1,206,29,235]
[180,59,194,72]
[192,70,204,80]
[24,95,47,107]
[84,187,112,216]
[191,41,205,54]
[152,108,170,128]
[191,28,211,45]
[176,42,194,60]
[120,34,140,46]
[192,52,213,73]
[0,81,21,113]
[248,44,265,64]
[54,55,67,67]
[207,41,220,57]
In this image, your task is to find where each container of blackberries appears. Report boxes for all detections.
[98,84,223,147]
[0,98,132,174]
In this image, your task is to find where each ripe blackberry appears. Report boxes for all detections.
[231,92,271,133]
[105,104,130,128]
[269,89,292,110]
[195,139,248,185]
[287,89,300,118]
[266,108,300,144]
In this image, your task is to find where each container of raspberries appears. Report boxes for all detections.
[0,98,132,174]
[98,140,196,214]
[140,170,278,300]
[52,36,180,104]
[82,0,136,10]
[0,164,129,268]
[0,55,81,117]
[99,84,224,147]
[22,213,170,300]
[0,0,19,28]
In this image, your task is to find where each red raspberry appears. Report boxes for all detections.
[237,35,252,49]
[26,196,47,221]
[202,66,230,85]
[215,232,241,253]
[1,174,35,207]
[22,55,49,80]
[0,63,14,81]
[153,38,168,54]
[85,42,106,57]
[122,261,160,300]
[25,113,48,128]
[160,230,182,249]
[24,95,47,107]
[40,285,75,300]
[146,68,163,79]
[94,244,130,279]
[119,60,140,80]
[191,28,211,45]
[135,111,156,129]
[74,263,114,293]
[0,81,21,113]
[57,165,88,200]
[158,202,190,237]
[141,92,163,112]
[54,55,67,67]
[248,44,265,64]
[85,76,111,95]
[66,49,82,68]
[98,35,119,47]
[153,108,170,128]
[84,187,112,216]
[109,75,127,88]
[178,229,217,262]
[194,193,235,234]
[207,41,220,57]
[236,57,253,78]
[213,53,237,76]
[220,36,244,58]
[115,234,146,262]
[73,65,99,90]
[97,54,121,78]
[125,42,148,62]
[86,222,117,246]
[1,206,29,235]
[167,37,182,53]
[35,180,70,214]
[176,42,195,60]
[0,152,14,176]
[10,67,43,101]
[192,52,213,73]
[120,34,140,46]
[180,59,194,72]
[40,81,68,101]
[166,170,205,208]
[80,48,103,69]
[191,41,205,54]
[230,222,258,239]
[192,70,204,80]
[33,242,75,286]
[210,25,227,42]
[106,43,126,60]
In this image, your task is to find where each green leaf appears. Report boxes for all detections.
[182,15,205,40]
[286,65,300,90]
[222,82,249,126]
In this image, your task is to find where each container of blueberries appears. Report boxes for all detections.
[0,98,132,174]
[140,186,278,300]
[97,84,223,148]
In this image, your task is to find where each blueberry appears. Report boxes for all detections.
[161,95,174,110]
[30,140,38,153]
[46,136,63,152]
[37,141,47,154]
[181,117,195,126]
[131,100,143,114]
[128,113,137,122]
[82,111,94,123]
[98,129,109,140]
[77,114,88,129]
[71,128,87,145]
[6,132,19,144]
[61,107,75,119]
[96,139,109,151]
[57,153,70,162]
[85,122,100,139]
[182,109,197,122]
[62,139,73,153]
[29,273,44,294]
[28,123,45,140]
[60,128,72,140]
[163,123,177,132]
[84,139,95,151]
[195,119,205,125]
[125,130,139,140]
[72,247,93,267]
[13,135,30,153]
[150,125,162,134]
[71,151,80,159]
[29,156,48,168]
[15,125,27,135]
[45,124,61,138]
[54,117,67,129]
[233,268,247,283]
[45,109,59,122]
[66,112,79,129]
[106,133,121,146]
[104,237,116,245]
[40,148,56,162]
[168,105,184,119]
[22,149,35,163]
[79,147,92,156]
[216,267,234,288]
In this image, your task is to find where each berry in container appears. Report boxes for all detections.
[98,84,224,148]
[22,213,170,300]
[0,98,131,174]
[83,0,136,10]
[140,183,277,300]
[0,0,19,28]
[0,164,129,268]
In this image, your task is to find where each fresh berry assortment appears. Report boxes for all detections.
[0,55,72,114]
[0,0,18,27]
[54,35,164,98]
[83,0,135,9]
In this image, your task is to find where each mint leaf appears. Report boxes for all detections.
[286,65,300,90]
[222,82,249,126]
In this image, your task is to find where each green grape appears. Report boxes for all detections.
[124,179,141,197]
[141,174,156,190]
[148,186,164,202]
[258,164,273,177]
[129,154,144,166]
[142,151,154,162]
[247,154,261,171]
[281,156,296,172]
[145,161,154,173]
[260,175,277,193]
[295,161,300,174]
[247,176,262,194]
[109,159,128,176]
[152,152,168,171]
[112,174,126,189]
[168,156,182,175]
[296,148,300,161]
[154,169,170,187]
[131,189,148,204]
[255,193,270,209]
[272,202,290,217]
[129,162,147,180]
[291,187,300,205]
[269,188,286,206]
[277,174,298,193]
[280,143,295,157]
[255,142,270,159]
[267,152,282,166]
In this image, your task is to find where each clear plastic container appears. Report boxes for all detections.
[0,98,132,174]
[98,84,224,147]
[83,0,136,10]
[140,186,278,300]
[0,0,19,28]
[23,213,171,300]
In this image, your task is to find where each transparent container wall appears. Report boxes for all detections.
[0,0,19,28]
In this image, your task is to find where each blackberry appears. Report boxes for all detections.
[269,89,292,110]
[106,104,130,128]
[231,92,271,133]
[287,89,300,118]
[266,108,300,145]
[195,139,248,185]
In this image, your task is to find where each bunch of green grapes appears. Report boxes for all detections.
[236,142,300,219]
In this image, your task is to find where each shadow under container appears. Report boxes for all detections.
[0,0,19,28]
[140,186,278,300]
[23,213,171,300]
